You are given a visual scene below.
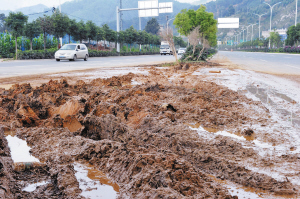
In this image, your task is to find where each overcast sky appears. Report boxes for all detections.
[0,0,73,10]
[0,0,198,11]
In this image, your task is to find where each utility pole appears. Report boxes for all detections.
[254,13,268,39]
[120,0,123,31]
[296,0,298,26]
[59,0,62,47]
[264,2,282,48]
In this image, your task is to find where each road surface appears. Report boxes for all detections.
[0,55,176,79]
[217,51,300,75]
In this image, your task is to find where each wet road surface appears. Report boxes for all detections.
[0,55,176,78]
[217,51,300,75]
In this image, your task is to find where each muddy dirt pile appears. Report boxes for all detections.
[0,62,299,198]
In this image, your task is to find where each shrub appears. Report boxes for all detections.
[17,48,57,60]
[181,45,217,61]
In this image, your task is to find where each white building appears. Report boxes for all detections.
[262,28,287,40]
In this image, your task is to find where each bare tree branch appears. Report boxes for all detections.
[160,27,178,62]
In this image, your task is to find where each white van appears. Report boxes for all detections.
[160,41,172,55]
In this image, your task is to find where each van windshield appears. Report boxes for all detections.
[160,45,170,49]
[60,45,77,50]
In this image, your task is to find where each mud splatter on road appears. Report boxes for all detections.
[0,62,299,198]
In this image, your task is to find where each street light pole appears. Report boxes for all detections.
[246,25,251,41]
[251,24,257,42]
[264,2,282,48]
[167,17,175,35]
[254,13,268,39]
[242,28,245,42]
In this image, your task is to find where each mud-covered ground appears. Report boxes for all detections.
[0,62,299,199]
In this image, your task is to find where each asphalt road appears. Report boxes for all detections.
[217,51,300,75]
[0,55,176,79]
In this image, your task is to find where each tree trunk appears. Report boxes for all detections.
[15,36,18,60]
[69,35,71,44]
[44,32,46,51]
[80,39,82,44]
[57,37,60,49]
[96,40,98,51]
[30,39,33,51]
[197,46,206,61]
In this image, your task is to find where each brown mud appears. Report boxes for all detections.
[0,62,299,198]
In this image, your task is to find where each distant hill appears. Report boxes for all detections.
[189,0,298,41]
[0,0,193,31]
[0,4,51,22]
[192,0,215,5]
[60,0,193,30]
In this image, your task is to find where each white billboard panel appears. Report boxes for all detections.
[159,2,173,13]
[217,24,239,29]
[218,18,239,24]
[138,1,159,18]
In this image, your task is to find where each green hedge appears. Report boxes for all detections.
[17,48,57,60]
[17,49,160,60]
[234,48,284,53]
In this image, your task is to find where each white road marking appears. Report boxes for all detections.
[260,59,267,62]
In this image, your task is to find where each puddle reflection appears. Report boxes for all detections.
[74,163,119,199]
[208,174,297,199]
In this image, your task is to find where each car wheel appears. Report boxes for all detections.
[84,55,88,61]
[72,54,77,61]
[56,59,60,61]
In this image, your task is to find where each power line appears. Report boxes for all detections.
[61,12,103,24]
[26,10,51,16]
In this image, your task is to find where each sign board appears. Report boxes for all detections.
[159,2,173,13]
[218,18,239,29]
[138,1,159,17]
[218,24,239,28]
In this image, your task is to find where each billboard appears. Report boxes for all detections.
[218,18,239,29]
[138,1,159,17]
[159,2,173,13]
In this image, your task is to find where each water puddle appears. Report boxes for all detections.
[22,181,49,192]
[6,135,40,163]
[74,163,119,199]
[188,123,251,140]
[208,174,297,199]
[188,124,287,154]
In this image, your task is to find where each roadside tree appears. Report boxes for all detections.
[52,12,70,49]
[95,26,104,51]
[24,20,42,51]
[174,5,217,60]
[145,18,160,35]
[73,20,88,43]
[270,32,281,48]
[286,24,300,46]
[125,26,137,50]
[0,13,7,32]
[67,19,78,43]
[86,20,97,44]
[160,27,178,61]
[36,15,53,50]
[4,12,28,59]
